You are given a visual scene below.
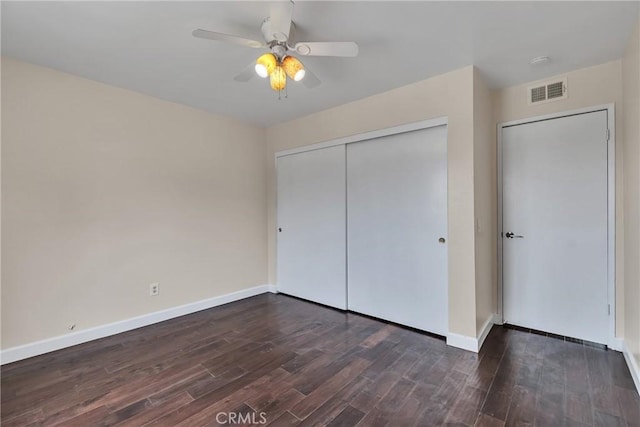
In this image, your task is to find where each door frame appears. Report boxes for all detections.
[496,104,617,349]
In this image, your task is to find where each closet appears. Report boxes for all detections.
[276,122,447,335]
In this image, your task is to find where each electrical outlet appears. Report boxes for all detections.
[150,283,159,296]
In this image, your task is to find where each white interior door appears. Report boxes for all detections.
[502,110,609,344]
[347,125,448,335]
[276,145,346,309]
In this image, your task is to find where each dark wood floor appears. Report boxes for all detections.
[2,294,639,426]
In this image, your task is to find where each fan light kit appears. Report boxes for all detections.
[192,1,358,98]
[255,53,306,95]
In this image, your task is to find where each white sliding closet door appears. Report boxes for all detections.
[347,125,448,335]
[276,145,346,309]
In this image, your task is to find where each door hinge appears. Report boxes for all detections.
[608,304,611,315]
[607,129,610,142]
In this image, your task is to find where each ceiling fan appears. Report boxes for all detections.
[192,1,358,97]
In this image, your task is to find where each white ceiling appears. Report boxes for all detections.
[2,1,638,127]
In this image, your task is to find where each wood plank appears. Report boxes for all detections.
[251,388,306,424]
[376,377,415,412]
[481,390,512,422]
[325,405,365,426]
[292,347,364,396]
[416,369,468,425]
[614,384,640,425]
[187,366,248,400]
[593,409,626,426]
[290,357,371,419]
[356,405,392,426]
[474,413,506,427]
[350,371,401,413]
[360,325,396,348]
[281,349,325,375]
[564,390,593,425]
[55,405,114,427]
[504,385,536,426]
[393,395,422,426]
[296,375,370,426]
[267,411,301,426]
[1,408,44,427]
[114,392,193,427]
[445,383,487,425]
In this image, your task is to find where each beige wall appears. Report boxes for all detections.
[267,66,481,338]
[623,17,640,364]
[1,58,268,349]
[493,60,625,337]
[473,69,497,334]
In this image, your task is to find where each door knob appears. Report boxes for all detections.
[438,237,446,243]
[505,232,524,239]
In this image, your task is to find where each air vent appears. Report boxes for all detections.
[527,77,568,105]
[531,86,546,103]
[547,81,564,99]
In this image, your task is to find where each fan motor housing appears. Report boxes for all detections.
[261,17,295,45]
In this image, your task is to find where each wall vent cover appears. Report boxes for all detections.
[527,77,567,105]
[531,86,546,103]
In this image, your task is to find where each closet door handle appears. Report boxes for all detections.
[505,232,524,239]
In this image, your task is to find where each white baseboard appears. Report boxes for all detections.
[446,314,497,353]
[1,284,272,365]
[447,332,479,352]
[477,314,499,350]
[622,341,640,394]
[267,284,278,293]
[493,314,504,325]
[609,337,624,352]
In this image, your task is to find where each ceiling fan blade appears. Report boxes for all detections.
[269,1,294,42]
[233,62,257,82]
[192,29,265,49]
[293,42,359,57]
[301,67,321,89]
